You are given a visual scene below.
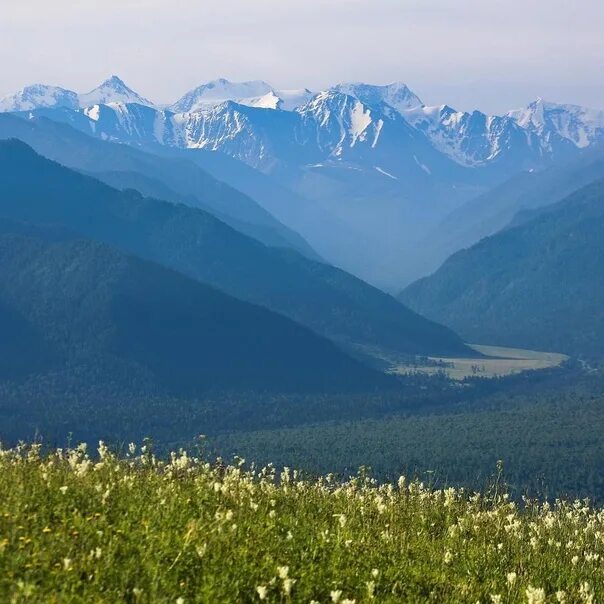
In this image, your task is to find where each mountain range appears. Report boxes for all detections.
[3,76,603,289]
[0,139,471,362]
[0,221,389,395]
[400,179,604,357]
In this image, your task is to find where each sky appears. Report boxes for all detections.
[1,0,603,114]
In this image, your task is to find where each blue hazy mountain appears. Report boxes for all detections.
[0,140,472,358]
[0,221,391,394]
[400,180,604,357]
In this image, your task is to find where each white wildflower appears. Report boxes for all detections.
[256,586,268,600]
[526,586,546,604]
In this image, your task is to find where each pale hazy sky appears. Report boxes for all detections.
[1,0,603,114]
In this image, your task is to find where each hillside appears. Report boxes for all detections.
[0,225,387,395]
[400,180,604,357]
[213,370,604,499]
[0,140,471,358]
[1,442,604,603]
[401,145,604,285]
[0,113,318,260]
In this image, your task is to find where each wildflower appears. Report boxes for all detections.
[331,590,343,602]
[342,600,356,604]
[507,572,517,585]
[366,580,376,598]
[371,568,379,578]
[579,582,594,604]
[128,443,136,455]
[176,599,185,604]
[62,558,72,571]
[277,566,289,579]
[526,586,546,604]
[556,591,566,603]
[282,578,295,596]
[443,550,453,564]
[256,585,268,600]
[491,596,502,604]
[59,486,68,495]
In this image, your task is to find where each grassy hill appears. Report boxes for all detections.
[0,139,471,358]
[400,180,604,358]
[1,441,603,602]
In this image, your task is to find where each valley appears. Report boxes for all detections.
[390,344,569,380]
[2,0,604,599]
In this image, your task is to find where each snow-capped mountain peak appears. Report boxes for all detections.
[508,98,604,148]
[0,84,79,112]
[170,79,275,113]
[297,90,383,156]
[78,76,154,108]
[331,82,423,114]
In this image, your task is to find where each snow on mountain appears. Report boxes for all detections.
[78,76,154,108]
[246,92,283,110]
[170,79,315,113]
[6,75,602,180]
[508,98,604,149]
[80,102,182,146]
[297,91,384,157]
[0,84,79,112]
[332,82,423,114]
[403,104,543,168]
[276,89,314,111]
[170,79,275,113]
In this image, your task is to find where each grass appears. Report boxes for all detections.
[1,443,604,602]
[391,344,569,380]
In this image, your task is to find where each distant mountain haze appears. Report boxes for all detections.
[3,76,602,290]
[0,140,471,359]
[400,180,604,357]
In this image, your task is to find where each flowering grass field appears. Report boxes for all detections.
[1,443,603,603]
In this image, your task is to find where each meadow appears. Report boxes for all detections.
[391,345,569,380]
[1,442,604,603]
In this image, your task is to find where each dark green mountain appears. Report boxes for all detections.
[403,145,604,286]
[0,112,318,259]
[400,180,604,357]
[0,140,470,358]
[0,224,389,394]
